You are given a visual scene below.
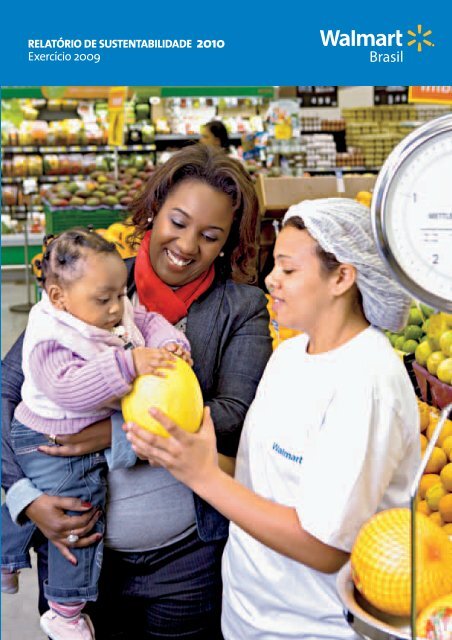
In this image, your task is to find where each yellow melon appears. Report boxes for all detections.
[121,358,203,437]
[351,508,452,616]
[416,593,452,638]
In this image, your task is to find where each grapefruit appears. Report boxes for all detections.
[439,330,452,357]
[415,341,433,368]
[437,357,452,385]
[416,593,452,638]
[121,358,203,437]
[427,351,446,376]
[351,508,452,616]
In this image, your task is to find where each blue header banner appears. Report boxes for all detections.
[0,0,451,85]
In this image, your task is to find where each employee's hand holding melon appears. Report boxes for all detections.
[124,405,218,489]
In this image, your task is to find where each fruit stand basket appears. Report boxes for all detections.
[412,362,452,411]
[337,404,452,640]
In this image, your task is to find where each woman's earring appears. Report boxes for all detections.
[147,217,153,225]
[219,251,225,257]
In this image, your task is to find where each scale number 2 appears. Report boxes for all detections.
[432,254,439,265]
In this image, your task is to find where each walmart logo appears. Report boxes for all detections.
[319,24,435,64]
[407,25,434,52]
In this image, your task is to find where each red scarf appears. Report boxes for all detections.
[134,230,215,324]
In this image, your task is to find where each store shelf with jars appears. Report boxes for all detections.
[152,95,268,137]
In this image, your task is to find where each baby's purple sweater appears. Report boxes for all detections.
[15,307,189,434]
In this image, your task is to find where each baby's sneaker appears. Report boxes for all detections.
[1,570,19,594]
[40,610,95,640]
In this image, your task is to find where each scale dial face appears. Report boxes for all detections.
[373,116,452,311]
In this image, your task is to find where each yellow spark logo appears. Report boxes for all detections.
[407,25,434,52]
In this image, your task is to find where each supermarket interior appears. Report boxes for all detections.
[1,85,452,640]
[2,85,451,287]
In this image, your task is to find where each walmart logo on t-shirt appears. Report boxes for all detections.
[272,442,303,465]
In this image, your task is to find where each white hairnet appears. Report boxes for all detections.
[283,198,412,332]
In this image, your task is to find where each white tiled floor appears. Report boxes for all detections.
[2,280,45,638]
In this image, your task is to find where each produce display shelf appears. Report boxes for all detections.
[3,205,43,213]
[298,128,346,134]
[1,233,44,266]
[1,168,383,187]
[3,175,87,184]
[297,166,381,173]
[154,133,242,142]
[44,204,127,235]
[2,144,156,154]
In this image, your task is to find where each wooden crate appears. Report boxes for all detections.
[255,174,377,215]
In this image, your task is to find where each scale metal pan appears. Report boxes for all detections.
[336,561,412,640]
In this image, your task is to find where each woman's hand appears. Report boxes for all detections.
[37,418,112,457]
[132,346,176,377]
[124,407,218,490]
[25,495,102,565]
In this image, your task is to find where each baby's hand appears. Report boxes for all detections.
[132,347,176,378]
[164,342,193,367]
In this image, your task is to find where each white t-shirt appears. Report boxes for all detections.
[221,326,420,640]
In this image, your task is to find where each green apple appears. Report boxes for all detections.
[404,325,424,341]
[408,308,424,326]
[419,303,435,318]
[402,339,418,354]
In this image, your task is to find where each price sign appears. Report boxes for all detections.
[108,87,128,147]
[409,86,452,105]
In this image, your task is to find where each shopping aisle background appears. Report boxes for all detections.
[1,279,44,638]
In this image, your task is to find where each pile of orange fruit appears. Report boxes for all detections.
[265,294,301,351]
[416,398,452,537]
